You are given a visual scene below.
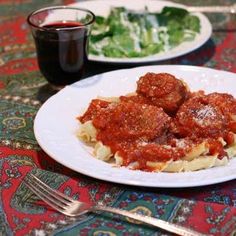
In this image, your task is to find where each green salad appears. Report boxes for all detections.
[89,6,201,58]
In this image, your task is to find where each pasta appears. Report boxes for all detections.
[77,72,236,172]
[77,120,97,142]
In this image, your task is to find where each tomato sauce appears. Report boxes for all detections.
[78,99,111,123]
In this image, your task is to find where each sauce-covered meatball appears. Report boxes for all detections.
[171,96,227,139]
[136,72,189,115]
[93,101,171,143]
[206,93,236,132]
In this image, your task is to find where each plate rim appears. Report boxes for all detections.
[69,0,212,64]
[34,65,236,188]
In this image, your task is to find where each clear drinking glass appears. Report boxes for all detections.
[27,6,95,90]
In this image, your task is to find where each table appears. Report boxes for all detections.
[0,0,235,235]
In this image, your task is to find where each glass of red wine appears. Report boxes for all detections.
[27,6,95,90]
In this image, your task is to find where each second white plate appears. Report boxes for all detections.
[70,0,212,64]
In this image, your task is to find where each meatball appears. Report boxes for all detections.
[93,101,171,143]
[206,92,236,132]
[171,96,227,139]
[136,72,189,115]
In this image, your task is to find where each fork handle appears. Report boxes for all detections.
[187,4,236,14]
[92,205,205,236]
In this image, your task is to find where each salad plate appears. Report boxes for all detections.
[70,0,212,63]
[34,65,236,188]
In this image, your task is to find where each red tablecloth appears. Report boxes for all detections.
[0,0,235,235]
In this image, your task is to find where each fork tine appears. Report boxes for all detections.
[25,174,70,206]
[27,173,74,203]
[23,177,68,214]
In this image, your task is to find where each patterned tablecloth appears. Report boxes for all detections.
[0,0,236,235]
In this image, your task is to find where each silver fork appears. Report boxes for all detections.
[187,3,236,14]
[23,173,205,236]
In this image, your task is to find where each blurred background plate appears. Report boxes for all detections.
[70,0,212,64]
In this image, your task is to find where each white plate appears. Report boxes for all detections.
[34,65,236,188]
[70,0,212,64]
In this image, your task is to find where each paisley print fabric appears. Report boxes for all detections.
[0,0,235,235]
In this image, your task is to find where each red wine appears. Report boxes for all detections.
[34,22,88,86]
[42,22,83,29]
